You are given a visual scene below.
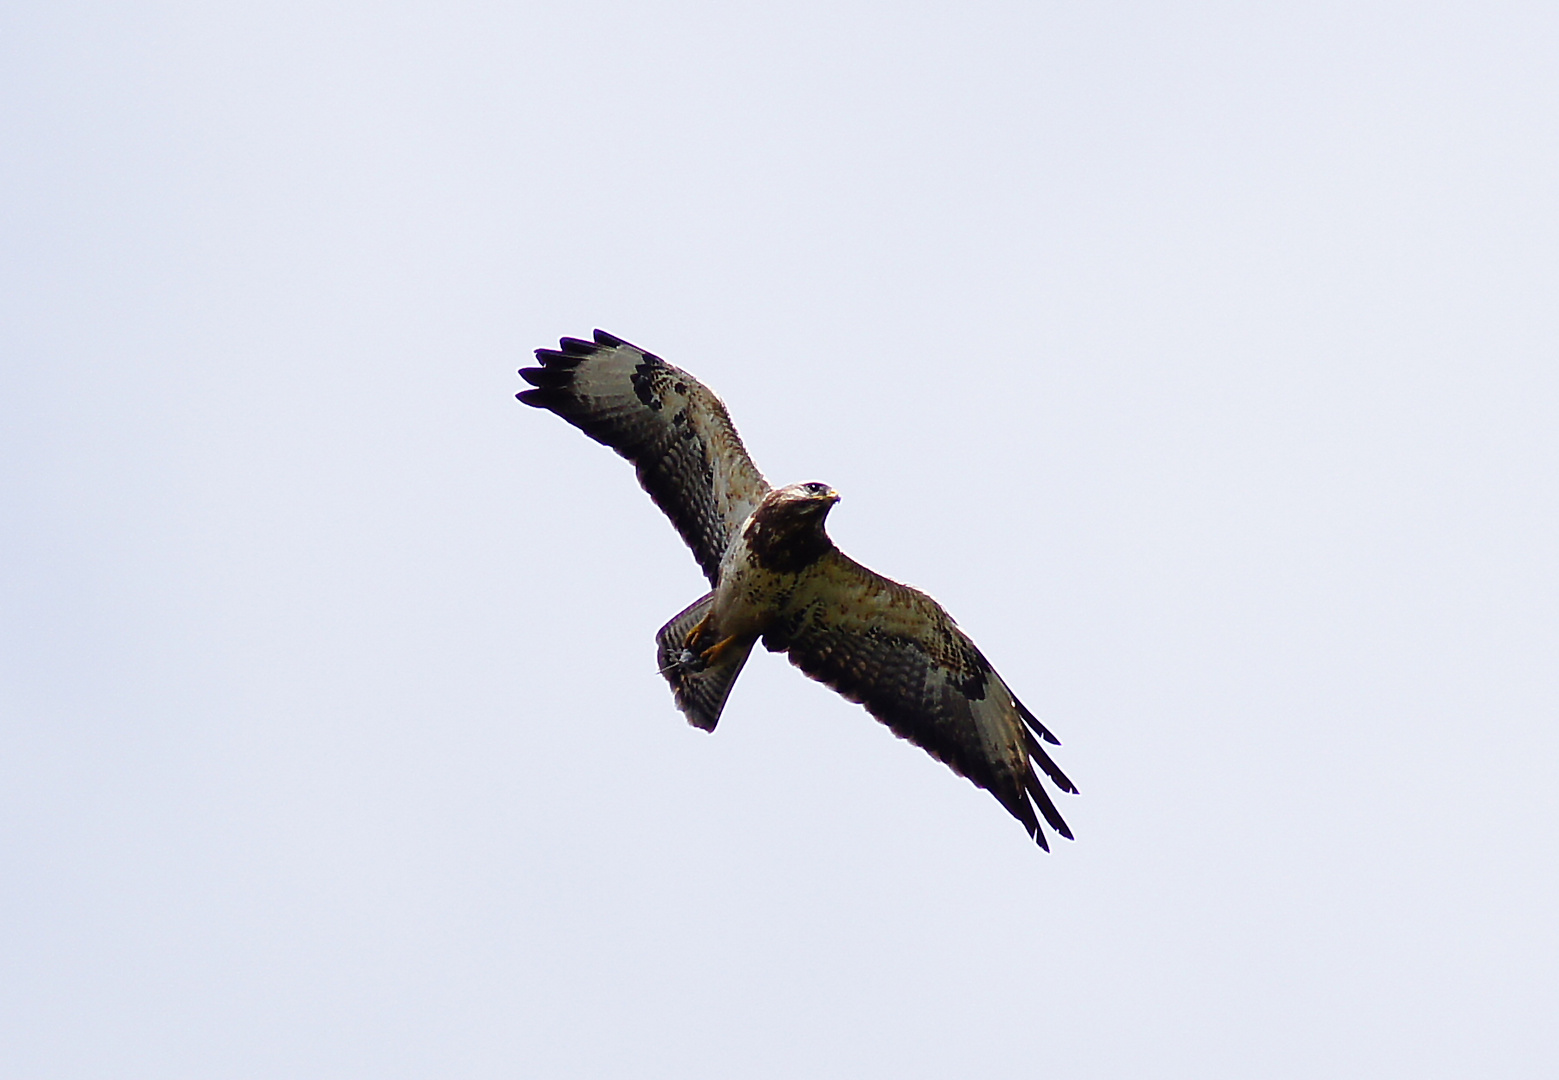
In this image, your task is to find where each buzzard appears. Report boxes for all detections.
[519,331,1077,848]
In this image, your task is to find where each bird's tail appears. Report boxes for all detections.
[655,592,754,732]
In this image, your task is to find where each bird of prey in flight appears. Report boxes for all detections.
[519,331,1076,848]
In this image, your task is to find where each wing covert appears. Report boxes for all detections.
[519,331,770,584]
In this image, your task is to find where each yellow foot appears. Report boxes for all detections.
[699,635,741,667]
[683,609,714,648]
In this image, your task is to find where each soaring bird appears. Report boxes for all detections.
[519,331,1076,848]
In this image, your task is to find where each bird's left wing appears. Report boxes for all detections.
[762,551,1077,848]
[519,331,770,585]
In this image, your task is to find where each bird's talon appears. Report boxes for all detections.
[683,610,714,648]
[699,635,738,666]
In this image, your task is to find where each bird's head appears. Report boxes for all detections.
[744,482,841,570]
[776,481,841,510]
[767,482,841,528]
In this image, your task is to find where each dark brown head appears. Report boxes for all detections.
[743,482,841,572]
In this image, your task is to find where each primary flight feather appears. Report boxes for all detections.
[519,330,1077,848]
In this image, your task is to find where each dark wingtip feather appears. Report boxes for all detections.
[532,349,585,369]
[519,366,572,389]
[593,329,625,347]
[1045,757,1079,795]
[1024,770,1073,840]
[1014,696,1062,745]
[517,387,567,408]
[1024,731,1079,794]
[558,336,599,356]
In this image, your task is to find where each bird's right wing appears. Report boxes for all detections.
[519,331,771,585]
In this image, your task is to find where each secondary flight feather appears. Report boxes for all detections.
[519,330,1077,848]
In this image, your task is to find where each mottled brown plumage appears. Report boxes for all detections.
[519,330,1077,848]
[519,331,769,585]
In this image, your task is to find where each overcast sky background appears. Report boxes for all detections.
[4,2,1557,1077]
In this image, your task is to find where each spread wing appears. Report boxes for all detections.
[762,551,1077,849]
[518,331,771,585]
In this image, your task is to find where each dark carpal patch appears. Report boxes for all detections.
[631,357,664,410]
[948,639,991,701]
[956,664,989,701]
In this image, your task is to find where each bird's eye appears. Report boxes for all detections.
[804,482,830,496]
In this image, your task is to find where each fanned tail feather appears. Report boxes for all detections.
[655,593,753,732]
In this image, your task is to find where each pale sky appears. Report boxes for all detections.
[3,2,1556,1077]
